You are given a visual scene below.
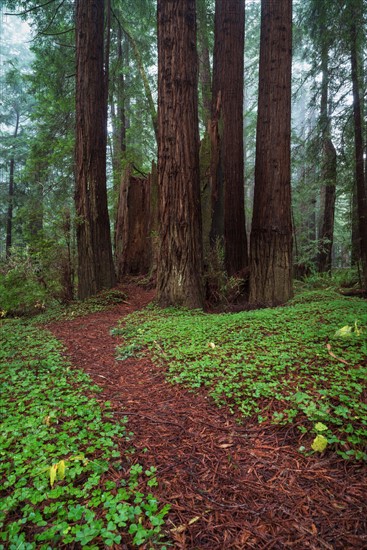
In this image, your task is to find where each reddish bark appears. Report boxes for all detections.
[156,0,204,308]
[75,0,115,299]
[249,0,293,305]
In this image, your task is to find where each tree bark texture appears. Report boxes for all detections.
[249,0,293,305]
[210,0,248,275]
[75,0,115,299]
[115,167,153,279]
[156,0,204,308]
[350,19,367,287]
[317,43,337,273]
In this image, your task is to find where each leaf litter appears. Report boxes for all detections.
[48,284,367,549]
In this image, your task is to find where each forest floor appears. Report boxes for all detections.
[46,283,367,550]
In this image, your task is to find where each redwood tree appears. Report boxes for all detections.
[317,41,337,273]
[210,0,248,275]
[75,0,115,299]
[349,0,367,287]
[156,0,204,308]
[249,0,293,305]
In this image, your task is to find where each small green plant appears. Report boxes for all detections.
[311,423,329,453]
[0,320,169,547]
[334,320,362,338]
[204,238,247,305]
[116,342,142,361]
[115,292,367,461]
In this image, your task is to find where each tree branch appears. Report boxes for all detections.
[5,0,57,16]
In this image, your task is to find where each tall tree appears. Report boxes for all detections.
[348,0,367,287]
[156,0,204,308]
[210,0,248,275]
[75,0,115,299]
[249,0,293,305]
[317,40,337,273]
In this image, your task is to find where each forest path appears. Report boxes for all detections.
[48,284,366,550]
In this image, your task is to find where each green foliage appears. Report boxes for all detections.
[0,240,75,316]
[205,239,247,305]
[0,250,53,316]
[295,268,361,294]
[0,320,169,547]
[332,268,360,289]
[116,292,367,461]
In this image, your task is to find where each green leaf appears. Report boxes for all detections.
[314,422,328,432]
[311,434,328,452]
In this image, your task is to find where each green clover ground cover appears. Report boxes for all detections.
[0,320,169,549]
[115,290,367,461]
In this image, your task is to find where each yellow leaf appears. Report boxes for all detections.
[50,464,58,487]
[334,325,352,338]
[311,434,328,453]
[208,342,216,349]
[57,460,66,480]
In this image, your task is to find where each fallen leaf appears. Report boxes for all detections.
[326,343,349,365]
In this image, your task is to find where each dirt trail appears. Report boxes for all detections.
[48,284,367,549]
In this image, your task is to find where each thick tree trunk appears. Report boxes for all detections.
[156,0,204,308]
[350,19,367,287]
[75,0,115,299]
[115,167,153,279]
[249,0,293,306]
[210,0,248,275]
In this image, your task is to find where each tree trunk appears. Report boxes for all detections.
[317,42,337,273]
[210,0,248,276]
[115,166,153,279]
[6,158,15,258]
[350,18,367,287]
[124,28,158,143]
[156,0,204,308]
[6,110,19,258]
[200,131,212,260]
[249,0,293,306]
[318,139,337,272]
[75,0,115,299]
[111,16,127,193]
[197,0,212,127]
